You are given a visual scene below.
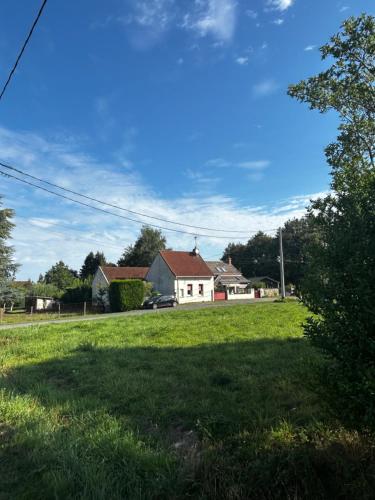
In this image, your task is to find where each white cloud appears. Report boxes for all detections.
[205,158,270,170]
[339,6,349,12]
[272,18,284,25]
[237,160,270,170]
[177,57,184,65]
[304,45,316,51]
[132,0,174,29]
[181,0,237,41]
[0,127,323,280]
[267,0,294,11]
[252,79,279,97]
[235,56,248,65]
[245,9,258,19]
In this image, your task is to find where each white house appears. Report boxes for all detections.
[146,248,214,304]
[206,258,255,301]
[92,266,149,305]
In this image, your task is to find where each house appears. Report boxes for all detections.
[25,296,56,312]
[206,258,254,300]
[92,266,149,305]
[248,276,280,298]
[146,247,214,304]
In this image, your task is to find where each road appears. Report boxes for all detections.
[0,298,278,330]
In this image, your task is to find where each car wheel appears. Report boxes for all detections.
[172,301,177,307]
[152,303,157,310]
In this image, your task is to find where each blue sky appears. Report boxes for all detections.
[0,0,373,280]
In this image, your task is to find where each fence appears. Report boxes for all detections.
[0,302,103,325]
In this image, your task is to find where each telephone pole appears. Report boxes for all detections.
[279,227,286,299]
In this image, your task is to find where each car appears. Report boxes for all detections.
[143,295,177,309]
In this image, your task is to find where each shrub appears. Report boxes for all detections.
[61,284,92,304]
[109,279,145,312]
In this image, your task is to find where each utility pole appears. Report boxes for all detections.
[279,227,286,299]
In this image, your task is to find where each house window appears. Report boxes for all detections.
[180,289,184,298]
[187,284,193,296]
[199,284,204,296]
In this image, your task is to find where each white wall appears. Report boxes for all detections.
[227,289,255,300]
[176,277,214,304]
[92,268,109,304]
[147,255,214,304]
[146,254,175,296]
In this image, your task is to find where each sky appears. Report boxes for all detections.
[0,0,373,280]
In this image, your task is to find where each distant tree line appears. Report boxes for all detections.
[222,217,316,290]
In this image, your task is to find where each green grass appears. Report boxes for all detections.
[0,311,95,324]
[0,303,374,499]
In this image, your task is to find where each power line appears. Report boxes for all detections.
[0,160,254,234]
[0,169,254,240]
[0,0,48,101]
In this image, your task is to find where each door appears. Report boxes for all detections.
[214,291,226,301]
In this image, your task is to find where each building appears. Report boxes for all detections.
[92,266,149,304]
[25,296,56,312]
[146,247,214,304]
[248,276,280,298]
[206,258,254,300]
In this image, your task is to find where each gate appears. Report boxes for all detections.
[214,291,226,301]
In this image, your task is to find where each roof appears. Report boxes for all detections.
[100,266,149,282]
[248,276,280,285]
[160,251,214,277]
[206,260,243,277]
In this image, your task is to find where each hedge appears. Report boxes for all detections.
[109,279,145,312]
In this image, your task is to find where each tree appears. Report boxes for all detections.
[118,226,167,267]
[43,261,78,290]
[222,232,279,279]
[288,14,375,426]
[0,197,18,283]
[0,283,24,311]
[282,217,318,290]
[80,251,107,279]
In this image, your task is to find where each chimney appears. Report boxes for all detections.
[228,257,232,265]
[192,236,199,256]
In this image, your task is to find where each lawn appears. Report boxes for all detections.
[0,311,85,325]
[0,303,374,499]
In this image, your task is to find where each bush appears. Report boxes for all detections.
[61,284,92,304]
[109,279,145,312]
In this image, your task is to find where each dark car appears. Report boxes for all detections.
[143,295,177,309]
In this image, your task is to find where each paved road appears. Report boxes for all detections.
[0,298,277,330]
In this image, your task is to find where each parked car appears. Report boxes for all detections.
[143,295,177,309]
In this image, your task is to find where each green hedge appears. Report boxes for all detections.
[109,279,145,312]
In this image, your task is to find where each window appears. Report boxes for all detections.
[187,284,193,296]
[199,284,204,296]
[180,289,184,298]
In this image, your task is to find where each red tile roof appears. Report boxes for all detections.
[160,251,214,277]
[101,266,149,282]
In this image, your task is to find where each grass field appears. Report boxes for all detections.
[0,303,374,499]
[0,311,84,324]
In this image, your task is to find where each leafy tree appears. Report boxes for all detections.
[222,232,278,279]
[118,226,167,267]
[288,14,375,426]
[29,282,63,299]
[0,283,24,311]
[43,261,78,290]
[282,217,318,289]
[80,251,107,279]
[0,197,18,283]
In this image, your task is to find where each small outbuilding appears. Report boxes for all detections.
[248,276,280,298]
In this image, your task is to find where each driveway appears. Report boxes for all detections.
[0,298,277,330]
